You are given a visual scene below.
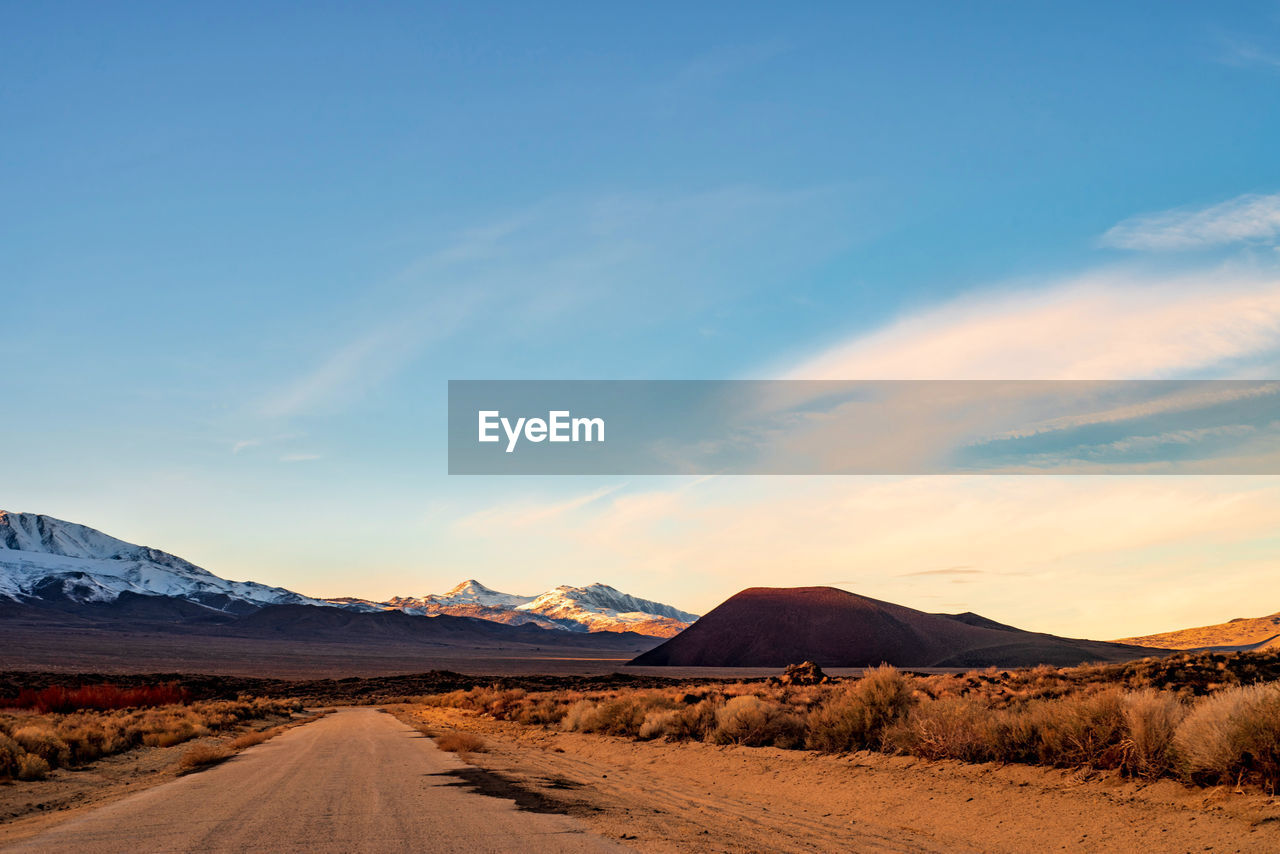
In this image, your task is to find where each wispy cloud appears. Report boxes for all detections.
[260,295,481,420]
[1219,38,1280,71]
[454,483,626,531]
[663,42,791,95]
[783,268,1280,380]
[1101,193,1280,251]
[262,185,852,420]
[898,566,982,577]
[230,433,302,456]
[974,383,1280,443]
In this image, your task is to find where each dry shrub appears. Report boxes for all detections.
[58,724,107,764]
[434,732,487,753]
[0,696,295,779]
[512,698,566,726]
[638,709,681,740]
[886,697,991,762]
[11,727,70,768]
[143,729,193,748]
[228,729,273,750]
[0,733,23,779]
[885,697,1039,764]
[638,699,722,742]
[178,744,232,771]
[710,696,804,748]
[560,700,599,733]
[8,683,188,713]
[807,666,914,752]
[1122,690,1186,778]
[562,697,662,737]
[17,753,50,781]
[1031,690,1127,769]
[1175,682,1280,788]
[422,687,530,720]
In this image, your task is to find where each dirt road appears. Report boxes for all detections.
[0,708,624,854]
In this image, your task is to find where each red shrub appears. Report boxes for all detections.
[6,683,189,713]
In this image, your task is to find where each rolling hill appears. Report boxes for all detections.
[629,586,1166,668]
[1117,612,1280,651]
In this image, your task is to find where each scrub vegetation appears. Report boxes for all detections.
[0,687,302,781]
[413,651,1280,792]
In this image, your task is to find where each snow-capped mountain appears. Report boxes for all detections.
[405,579,536,610]
[0,511,325,613]
[0,511,699,636]
[324,581,566,631]
[518,584,699,636]
[328,580,699,637]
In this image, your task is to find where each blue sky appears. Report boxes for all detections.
[7,2,1280,636]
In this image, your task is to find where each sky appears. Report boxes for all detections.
[6,2,1280,638]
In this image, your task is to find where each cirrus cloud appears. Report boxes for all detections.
[1102,192,1280,251]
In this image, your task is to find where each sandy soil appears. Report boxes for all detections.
[402,706,1280,853]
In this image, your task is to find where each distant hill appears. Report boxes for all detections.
[1117,612,1280,652]
[629,586,1165,668]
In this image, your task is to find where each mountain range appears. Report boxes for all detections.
[325,580,697,637]
[0,511,695,637]
[3,510,1234,674]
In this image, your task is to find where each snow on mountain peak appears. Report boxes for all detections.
[0,511,322,611]
[324,579,698,636]
[517,582,699,623]
[430,579,535,608]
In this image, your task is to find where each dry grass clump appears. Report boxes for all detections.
[886,697,1013,763]
[0,733,22,779]
[434,732,487,754]
[17,753,50,781]
[142,721,204,748]
[1174,682,1280,789]
[178,743,233,771]
[639,700,722,742]
[710,696,804,748]
[562,696,671,737]
[1122,689,1187,778]
[228,729,274,750]
[807,665,915,752]
[1031,690,1128,768]
[11,726,71,767]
